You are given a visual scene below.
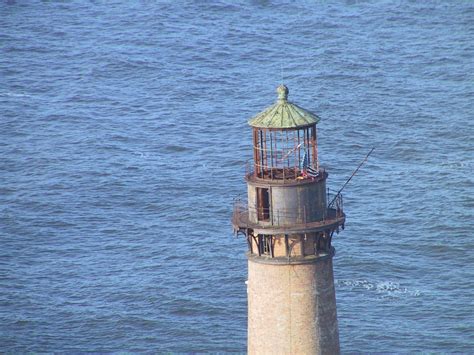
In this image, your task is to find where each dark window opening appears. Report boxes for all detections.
[258,235,272,256]
[256,187,270,221]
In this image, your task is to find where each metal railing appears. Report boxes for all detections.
[232,190,344,229]
[328,190,343,212]
[245,159,327,183]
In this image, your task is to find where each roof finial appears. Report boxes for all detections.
[277,84,289,101]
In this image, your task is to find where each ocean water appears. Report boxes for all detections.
[1,0,473,352]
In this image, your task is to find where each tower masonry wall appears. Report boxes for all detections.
[247,254,340,355]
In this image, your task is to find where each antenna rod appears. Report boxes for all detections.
[329,147,375,206]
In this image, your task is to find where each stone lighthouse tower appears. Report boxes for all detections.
[232,85,345,354]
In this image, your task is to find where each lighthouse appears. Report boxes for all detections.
[232,85,345,354]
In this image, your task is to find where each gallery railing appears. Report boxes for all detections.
[232,190,344,229]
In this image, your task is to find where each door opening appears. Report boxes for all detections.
[256,187,270,221]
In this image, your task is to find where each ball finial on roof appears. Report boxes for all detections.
[277,84,289,101]
[248,85,320,128]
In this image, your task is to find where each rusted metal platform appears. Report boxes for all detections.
[232,205,345,235]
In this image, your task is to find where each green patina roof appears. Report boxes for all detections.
[248,85,320,129]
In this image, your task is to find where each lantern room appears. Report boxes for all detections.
[248,85,320,181]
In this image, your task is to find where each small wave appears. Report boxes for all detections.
[164,145,190,153]
[438,161,473,169]
[0,91,31,98]
[13,319,30,326]
[132,151,151,159]
[336,279,422,299]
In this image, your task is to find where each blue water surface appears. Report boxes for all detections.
[1,0,473,352]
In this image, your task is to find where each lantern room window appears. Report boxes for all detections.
[252,126,318,180]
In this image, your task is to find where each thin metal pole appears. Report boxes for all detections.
[270,131,274,179]
[253,129,258,178]
[259,129,264,177]
[297,129,301,173]
[263,129,267,177]
[281,130,285,180]
[306,128,311,167]
[312,125,318,170]
[293,131,297,176]
[329,147,375,206]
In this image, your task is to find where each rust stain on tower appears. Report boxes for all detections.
[232,85,345,355]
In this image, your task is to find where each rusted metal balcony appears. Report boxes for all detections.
[232,193,345,235]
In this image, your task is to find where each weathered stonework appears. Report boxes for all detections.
[247,253,339,355]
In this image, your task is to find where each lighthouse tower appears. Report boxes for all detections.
[232,85,345,354]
